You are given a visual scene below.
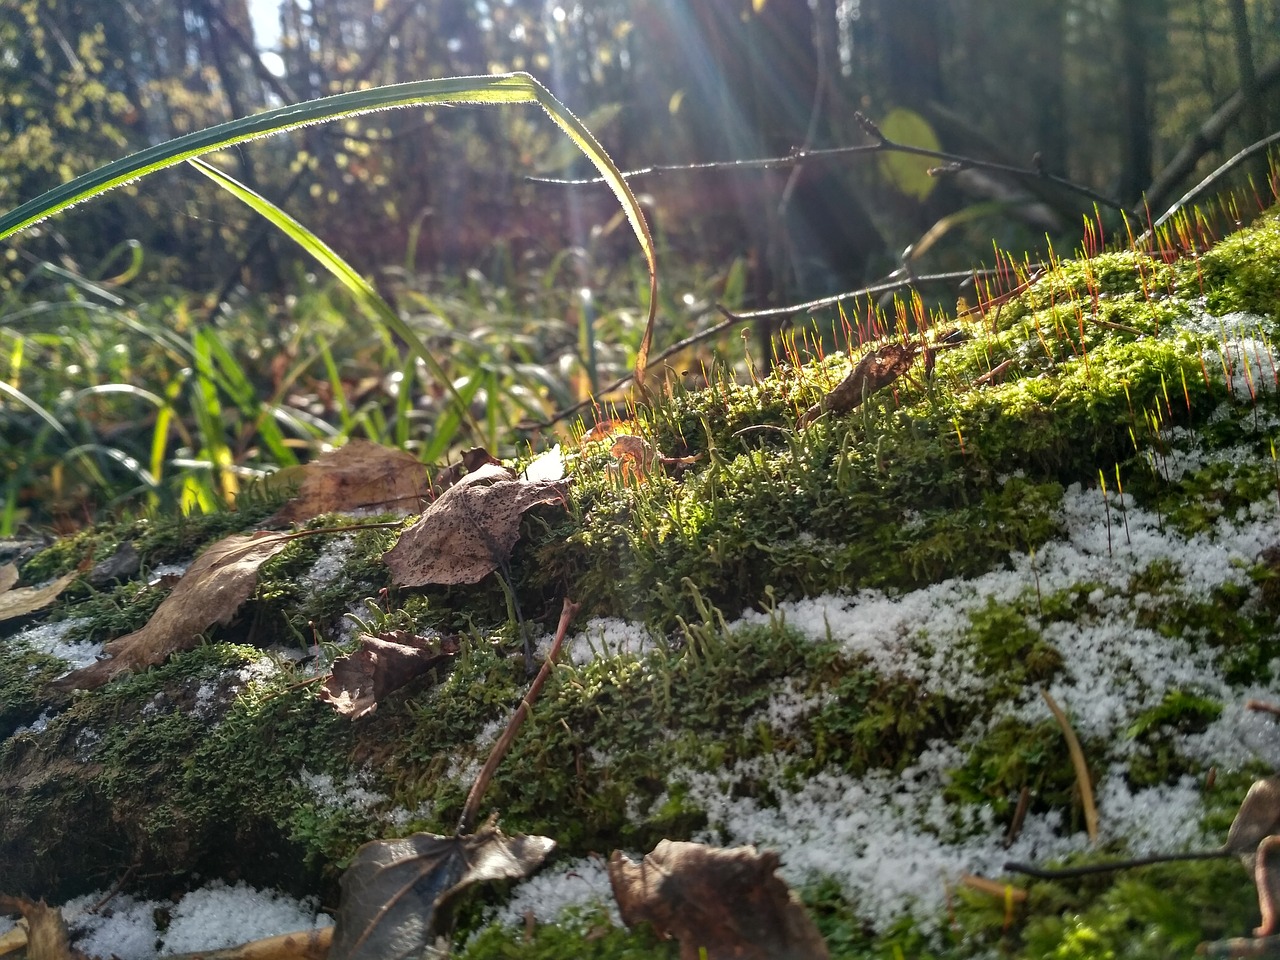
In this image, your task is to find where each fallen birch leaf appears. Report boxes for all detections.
[0,570,76,624]
[320,630,459,719]
[272,440,435,523]
[383,462,566,587]
[48,531,292,693]
[0,895,78,960]
[329,822,555,960]
[798,342,917,427]
[608,840,829,960]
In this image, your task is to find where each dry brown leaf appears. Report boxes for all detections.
[272,440,435,523]
[319,630,459,719]
[0,896,79,960]
[0,563,17,594]
[383,462,566,587]
[330,823,555,960]
[608,840,829,960]
[0,571,76,624]
[1226,776,1280,936]
[48,532,293,693]
[798,342,917,427]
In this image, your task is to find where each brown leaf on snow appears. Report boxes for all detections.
[272,440,435,523]
[0,894,81,960]
[47,532,293,693]
[320,630,459,719]
[329,822,555,960]
[383,462,566,587]
[798,342,917,427]
[0,568,75,624]
[608,840,829,960]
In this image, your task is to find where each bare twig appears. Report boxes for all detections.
[1142,130,1280,239]
[531,112,1123,213]
[456,597,580,835]
[532,266,1006,428]
[1144,55,1280,213]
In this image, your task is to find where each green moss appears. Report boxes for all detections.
[1180,213,1280,318]
[456,906,676,960]
[1019,861,1255,960]
[8,209,1280,950]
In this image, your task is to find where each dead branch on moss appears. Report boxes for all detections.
[456,597,580,835]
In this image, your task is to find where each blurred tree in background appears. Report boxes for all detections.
[3,0,1279,298]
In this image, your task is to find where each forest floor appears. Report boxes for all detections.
[4,208,1280,958]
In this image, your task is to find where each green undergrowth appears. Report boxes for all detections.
[3,211,1280,953]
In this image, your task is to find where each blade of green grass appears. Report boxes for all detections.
[188,157,482,443]
[0,72,657,393]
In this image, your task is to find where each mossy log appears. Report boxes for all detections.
[6,211,1280,957]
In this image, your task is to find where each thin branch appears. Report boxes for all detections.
[531,111,1124,213]
[456,597,580,835]
[1143,130,1280,238]
[533,267,1001,428]
[1144,55,1280,213]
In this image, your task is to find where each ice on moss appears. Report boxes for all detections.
[299,767,387,813]
[6,616,99,674]
[489,856,620,928]
[306,533,356,587]
[491,476,1280,934]
[535,617,661,666]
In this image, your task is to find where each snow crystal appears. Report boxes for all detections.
[537,617,661,666]
[306,533,356,588]
[493,473,1280,935]
[299,768,387,813]
[159,882,331,955]
[5,616,99,674]
[489,856,620,928]
[58,883,331,959]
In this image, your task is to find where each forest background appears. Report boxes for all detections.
[2,0,1278,527]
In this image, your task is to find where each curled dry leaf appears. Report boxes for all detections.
[608,840,829,960]
[0,568,76,624]
[272,439,435,523]
[798,342,917,427]
[609,436,701,484]
[1226,776,1280,936]
[48,531,292,693]
[329,822,555,960]
[383,462,567,588]
[0,895,79,960]
[320,630,459,719]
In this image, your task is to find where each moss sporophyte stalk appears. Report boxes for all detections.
[5,210,1280,956]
